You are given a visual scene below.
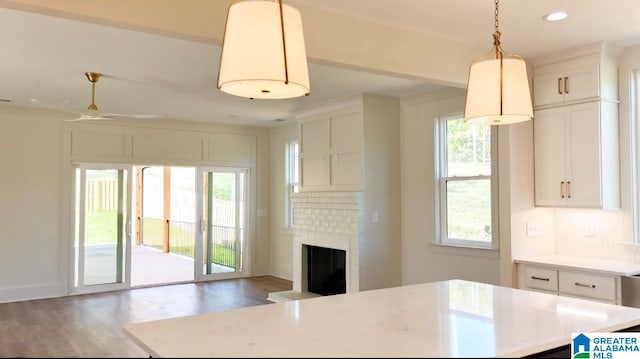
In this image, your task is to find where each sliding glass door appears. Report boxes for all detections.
[72,165,131,293]
[195,167,249,280]
[71,164,249,292]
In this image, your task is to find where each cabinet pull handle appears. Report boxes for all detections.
[566,181,571,198]
[560,181,565,198]
[558,77,563,95]
[531,276,550,282]
[564,76,569,94]
[574,282,596,289]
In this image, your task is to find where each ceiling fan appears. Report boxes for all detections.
[64,72,168,121]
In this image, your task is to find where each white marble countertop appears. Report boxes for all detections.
[123,279,640,357]
[514,255,640,276]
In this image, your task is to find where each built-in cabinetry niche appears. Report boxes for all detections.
[299,108,362,191]
[532,42,621,208]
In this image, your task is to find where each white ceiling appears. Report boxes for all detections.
[2,1,640,127]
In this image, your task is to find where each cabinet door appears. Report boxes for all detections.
[563,64,600,103]
[565,102,601,207]
[331,152,362,187]
[534,107,567,206]
[300,153,329,187]
[329,110,362,188]
[300,118,329,153]
[533,63,600,107]
[533,71,566,107]
[330,110,362,153]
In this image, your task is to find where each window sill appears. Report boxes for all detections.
[430,242,500,259]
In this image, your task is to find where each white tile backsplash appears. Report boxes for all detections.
[553,208,637,262]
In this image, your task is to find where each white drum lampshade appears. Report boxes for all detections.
[218,0,310,99]
[464,47,533,125]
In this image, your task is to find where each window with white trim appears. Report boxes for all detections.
[436,114,498,249]
[284,140,299,229]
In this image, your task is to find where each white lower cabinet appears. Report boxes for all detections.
[522,266,558,294]
[518,264,620,304]
[558,270,617,303]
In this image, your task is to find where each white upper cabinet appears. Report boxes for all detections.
[296,94,399,192]
[532,42,621,209]
[299,108,362,190]
[534,101,619,208]
[532,43,621,109]
[533,63,600,107]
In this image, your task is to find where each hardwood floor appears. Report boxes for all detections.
[0,276,292,357]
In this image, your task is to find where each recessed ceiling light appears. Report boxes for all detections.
[544,11,568,22]
[28,98,39,103]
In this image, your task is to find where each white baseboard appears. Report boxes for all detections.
[0,283,65,304]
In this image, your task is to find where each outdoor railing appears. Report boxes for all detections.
[207,225,236,268]
[140,217,236,268]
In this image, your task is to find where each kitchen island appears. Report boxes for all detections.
[123,279,640,357]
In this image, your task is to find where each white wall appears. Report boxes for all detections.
[400,88,500,286]
[0,107,67,301]
[360,95,402,290]
[506,120,556,262]
[268,123,298,280]
[0,106,272,303]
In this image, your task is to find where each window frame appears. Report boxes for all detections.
[435,113,499,250]
[284,140,299,229]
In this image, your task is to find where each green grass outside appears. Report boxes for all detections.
[446,178,491,242]
[85,210,119,244]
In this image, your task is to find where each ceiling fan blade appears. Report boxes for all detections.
[57,72,170,122]
[65,116,111,122]
[64,111,167,122]
[102,112,168,120]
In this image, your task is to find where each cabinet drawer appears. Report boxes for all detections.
[523,266,558,292]
[558,271,616,302]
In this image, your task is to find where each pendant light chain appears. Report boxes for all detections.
[494,0,503,117]
[494,0,499,33]
[493,0,501,49]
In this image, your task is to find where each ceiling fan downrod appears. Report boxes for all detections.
[85,72,102,111]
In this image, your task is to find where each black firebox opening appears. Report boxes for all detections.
[306,245,346,296]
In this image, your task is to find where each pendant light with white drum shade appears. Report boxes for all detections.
[218,0,310,100]
[464,0,533,125]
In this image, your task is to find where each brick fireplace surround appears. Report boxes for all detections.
[269,192,361,302]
